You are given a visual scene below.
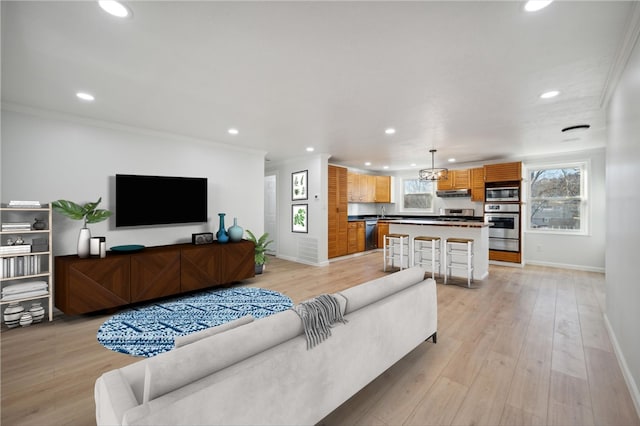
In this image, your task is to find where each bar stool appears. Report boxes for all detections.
[444,237,474,288]
[413,236,441,280]
[383,233,410,272]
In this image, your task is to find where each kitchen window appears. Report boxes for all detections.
[527,162,588,234]
[402,179,435,212]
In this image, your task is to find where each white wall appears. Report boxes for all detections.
[1,106,266,255]
[266,154,329,266]
[606,35,640,413]
[522,148,606,272]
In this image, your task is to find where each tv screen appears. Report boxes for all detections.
[115,174,208,227]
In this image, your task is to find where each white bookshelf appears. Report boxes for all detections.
[0,203,53,323]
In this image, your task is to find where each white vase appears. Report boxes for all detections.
[3,303,24,328]
[29,302,45,323]
[77,228,91,258]
[19,312,33,327]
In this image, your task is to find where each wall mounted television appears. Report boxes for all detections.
[115,174,208,227]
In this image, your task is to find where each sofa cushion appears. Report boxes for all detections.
[339,266,426,314]
[174,315,254,348]
[142,309,303,403]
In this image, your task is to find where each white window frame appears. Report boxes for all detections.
[400,178,436,213]
[525,160,589,235]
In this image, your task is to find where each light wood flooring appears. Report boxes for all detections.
[2,251,639,426]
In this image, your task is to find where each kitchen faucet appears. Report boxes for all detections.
[380,206,386,218]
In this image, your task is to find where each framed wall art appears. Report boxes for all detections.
[291,170,308,201]
[292,204,308,233]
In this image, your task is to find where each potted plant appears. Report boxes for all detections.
[245,230,273,274]
[52,197,112,258]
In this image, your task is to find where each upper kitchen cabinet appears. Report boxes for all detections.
[470,167,485,202]
[347,172,391,203]
[484,161,522,183]
[374,176,391,203]
[437,169,471,191]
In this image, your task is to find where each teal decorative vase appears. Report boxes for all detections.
[228,217,243,242]
[216,213,229,243]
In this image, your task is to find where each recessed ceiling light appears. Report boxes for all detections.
[383,166,389,170]
[524,0,553,12]
[228,128,239,135]
[448,158,456,163]
[76,92,95,101]
[410,163,417,167]
[306,147,315,152]
[364,162,371,166]
[540,90,560,99]
[98,1,131,18]
[385,128,396,135]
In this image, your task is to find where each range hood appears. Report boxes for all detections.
[435,189,471,198]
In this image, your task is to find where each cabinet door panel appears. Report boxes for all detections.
[58,256,130,314]
[181,245,222,291]
[375,176,391,203]
[484,162,522,182]
[220,241,255,282]
[471,167,485,201]
[130,250,181,302]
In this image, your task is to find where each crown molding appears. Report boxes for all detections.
[600,1,640,109]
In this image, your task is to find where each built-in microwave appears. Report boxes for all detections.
[485,186,519,202]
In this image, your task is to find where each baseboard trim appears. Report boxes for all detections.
[524,260,605,273]
[603,314,640,419]
[276,254,330,267]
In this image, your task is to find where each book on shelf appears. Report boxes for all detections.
[1,222,33,231]
[1,255,43,278]
[7,201,42,208]
[0,245,32,255]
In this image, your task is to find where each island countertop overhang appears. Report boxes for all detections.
[383,219,488,228]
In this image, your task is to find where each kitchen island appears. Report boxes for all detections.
[386,219,489,281]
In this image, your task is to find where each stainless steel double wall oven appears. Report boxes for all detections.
[484,186,520,253]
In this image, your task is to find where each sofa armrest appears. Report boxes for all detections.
[95,370,140,426]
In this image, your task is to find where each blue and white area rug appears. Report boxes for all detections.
[97,287,292,357]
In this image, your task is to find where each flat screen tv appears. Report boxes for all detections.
[116,174,208,227]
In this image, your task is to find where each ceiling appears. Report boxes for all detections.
[2,1,637,171]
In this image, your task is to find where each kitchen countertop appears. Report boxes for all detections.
[388,219,488,228]
[348,215,485,226]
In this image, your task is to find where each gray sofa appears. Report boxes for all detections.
[94,266,437,425]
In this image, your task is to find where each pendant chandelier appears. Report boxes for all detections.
[418,149,449,181]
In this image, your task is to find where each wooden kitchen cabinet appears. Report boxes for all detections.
[452,169,470,189]
[470,167,485,202]
[374,176,391,203]
[329,165,349,258]
[347,221,365,254]
[437,169,470,190]
[377,222,390,249]
[356,221,365,252]
[347,172,391,203]
[484,161,522,183]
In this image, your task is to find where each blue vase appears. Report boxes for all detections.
[228,217,243,242]
[216,213,229,243]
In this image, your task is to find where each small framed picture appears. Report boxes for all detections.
[292,204,308,233]
[292,170,308,200]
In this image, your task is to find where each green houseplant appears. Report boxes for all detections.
[52,197,112,258]
[245,230,273,274]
